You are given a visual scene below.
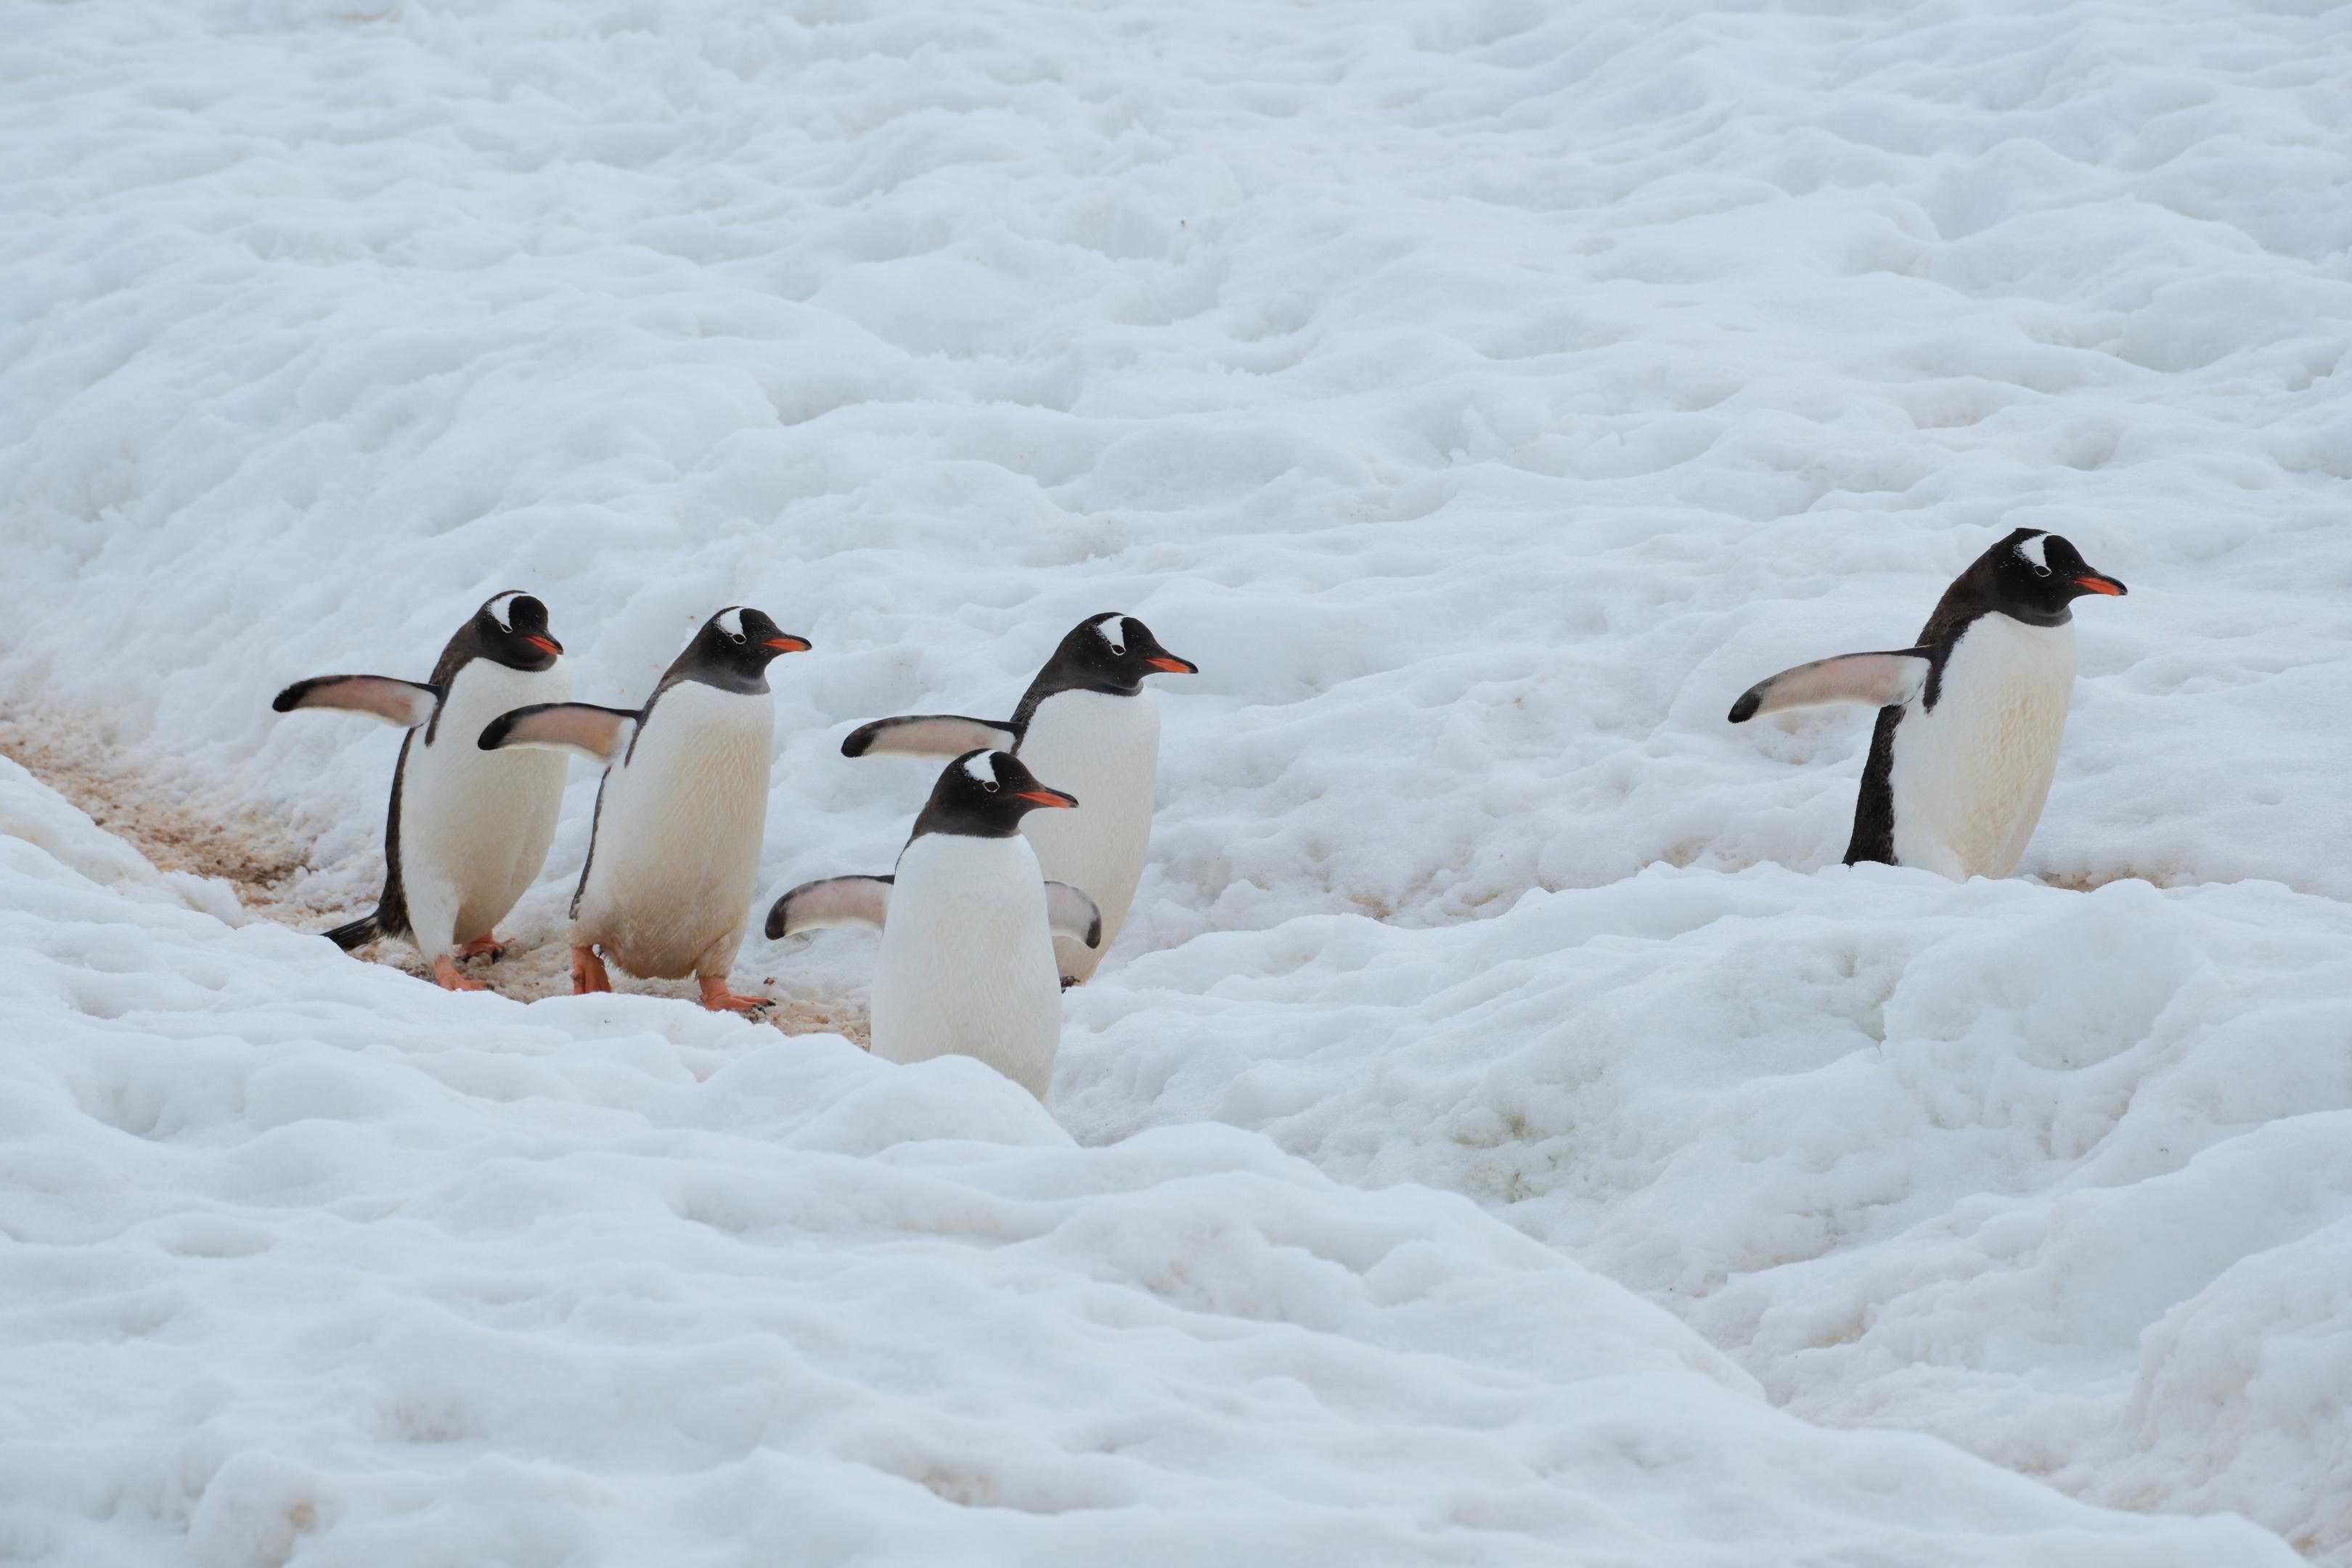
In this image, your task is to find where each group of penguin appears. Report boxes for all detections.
[274,601,1196,1100]
[274,525,2124,1101]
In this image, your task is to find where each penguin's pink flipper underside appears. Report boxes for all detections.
[765,875,894,940]
[271,674,440,729]
[477,703,640,764]
[841,715,1021,759]
[1728,649,1932,724]
[1044,881,1102,949]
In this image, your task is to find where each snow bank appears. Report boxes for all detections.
[3,770,2296,1565]
[1060,865,2352,1556]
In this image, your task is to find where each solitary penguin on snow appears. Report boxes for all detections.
[271,591,570,990]
[838,613,1194,986]
[479,606,810,1011]
[765,749,1101,1102]
[1728,527,2126,880]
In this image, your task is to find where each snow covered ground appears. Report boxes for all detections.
[4,0,2348,1560]
[7,759,2303,1565]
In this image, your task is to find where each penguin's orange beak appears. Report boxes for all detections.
[527,634,563,655]
[1147,654,1197,674]
[1016,788,1079,809]
[2072,575,2127,597]
[764,635,813,653]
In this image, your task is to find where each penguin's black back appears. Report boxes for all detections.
[339,619,498,947]
[1841,556,2007,867]
[1845,706,1907,867]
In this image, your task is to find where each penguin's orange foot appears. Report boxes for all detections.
[571,946,613,995]
[697,976,770,1013]
[433,955,489,992]
[454,936,506,961]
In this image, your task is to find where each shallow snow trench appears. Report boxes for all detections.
[7,0,2350,1560]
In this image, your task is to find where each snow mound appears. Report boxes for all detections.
[1061,866,2352,1558]
[1,771,2297,1565]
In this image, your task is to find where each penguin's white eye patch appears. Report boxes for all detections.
[715,608,746,642]
[962,751,999,788]
[485,591,523,632]
[1094,614,1127,655]
[2015,534,2051,574]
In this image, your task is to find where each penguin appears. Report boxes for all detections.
[271,592,571,990]
[764,748,1101,1102]
[838,613,1194,985]
[1728,527,2127,880]
[478,606,811,1011]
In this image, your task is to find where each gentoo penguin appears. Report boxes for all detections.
[838,613,1194,985]
[1728,527,2127,879]
[478,606,810,1011]
[764,749,1101,1101]
[271,591,571,990]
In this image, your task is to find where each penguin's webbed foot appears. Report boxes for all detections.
[432,955,489,992]
[571,946,613,995]
[454,936,506,962]
[697,976,771,1014]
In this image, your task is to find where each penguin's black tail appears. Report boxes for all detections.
[323,912,383,952]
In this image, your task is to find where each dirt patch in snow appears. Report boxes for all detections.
[0,714,871,1045]
[0,716,309,901]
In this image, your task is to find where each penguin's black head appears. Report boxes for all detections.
[1043,613,1199,696]
[910,749,1079,841]
[475,591,563,671]
[691,605,813,685]
[1983,529,2127,624]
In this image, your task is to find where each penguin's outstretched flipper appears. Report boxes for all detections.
[765,875,894,940]
[1043,882,1102,950]
[1728,649,1932,724]
[478,703,640,764]
[272,674,441,728]
[841,715,1021,759]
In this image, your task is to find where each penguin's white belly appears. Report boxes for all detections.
[872,834,1063,1102]
[398,658,571,950]
[574,682,772,979]
[1890,616,2075,881]
[1015,687,1159,983]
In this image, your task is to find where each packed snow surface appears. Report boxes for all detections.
[4,0,2349,1561]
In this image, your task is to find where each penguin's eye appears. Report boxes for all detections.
[729,632,747,645]
[982,780,999,793]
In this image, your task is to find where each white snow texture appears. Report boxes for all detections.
[4,0,2348,1562]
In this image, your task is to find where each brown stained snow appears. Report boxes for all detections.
[0,715,870,1045]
